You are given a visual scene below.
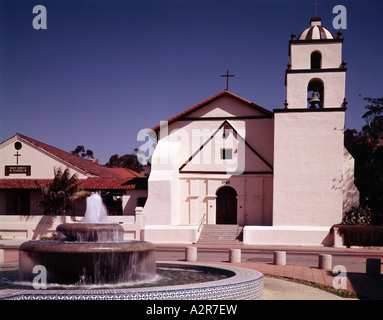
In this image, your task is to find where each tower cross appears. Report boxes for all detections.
[14,151,21,165]
[311,0,322,16]
[220,70,235,91]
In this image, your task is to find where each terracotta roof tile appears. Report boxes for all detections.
[15,134,120,178]
[107,167,145,178]
[82,177,147,190]
[0,179,51,190]
[0,177,147,190]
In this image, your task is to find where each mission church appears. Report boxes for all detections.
[141,15,359,245]
[0,16,359,246]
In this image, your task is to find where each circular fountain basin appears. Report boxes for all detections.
[1,262,264,300]
[19,240,156,284]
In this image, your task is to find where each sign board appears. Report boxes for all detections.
[5,165,31,176]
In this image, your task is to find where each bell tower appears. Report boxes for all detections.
[272,16,350,229]
[285,16,347,109]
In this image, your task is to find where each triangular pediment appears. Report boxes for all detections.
[185,94,270,119]
[151,91,272,133]
[179,121,273,175]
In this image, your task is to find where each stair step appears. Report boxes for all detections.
[197,224,243,244]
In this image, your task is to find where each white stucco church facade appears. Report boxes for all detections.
[141,16,360,246]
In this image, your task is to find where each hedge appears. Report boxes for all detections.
[332,224,383,247]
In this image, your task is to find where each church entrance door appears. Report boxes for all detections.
[216,186,237,224]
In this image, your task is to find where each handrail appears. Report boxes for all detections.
[197,213,206,232]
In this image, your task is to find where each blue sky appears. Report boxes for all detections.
[0,0,382,164]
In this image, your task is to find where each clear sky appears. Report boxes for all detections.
[0,0,382,164]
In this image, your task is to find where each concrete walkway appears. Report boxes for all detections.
[263,277,352,300]
[198,260,382,300]
[2,240,383,300]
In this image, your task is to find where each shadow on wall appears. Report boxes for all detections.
[18,215,76,240]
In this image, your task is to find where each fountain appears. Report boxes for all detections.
[1,194,264,300]
[19,194,156,285]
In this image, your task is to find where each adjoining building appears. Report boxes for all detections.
[0,133,147,240]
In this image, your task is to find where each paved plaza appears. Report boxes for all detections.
[1,240,383,300]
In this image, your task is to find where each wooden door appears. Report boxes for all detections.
[216,186,237,224]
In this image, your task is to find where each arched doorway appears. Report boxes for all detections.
[216,186,237,224]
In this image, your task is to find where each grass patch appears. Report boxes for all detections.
[264,273,359,299]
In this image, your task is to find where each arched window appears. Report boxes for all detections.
[310,51,322,69]
[307,78,324,108]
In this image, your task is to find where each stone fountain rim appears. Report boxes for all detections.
[56,223,124,233]
[19,240,155,253]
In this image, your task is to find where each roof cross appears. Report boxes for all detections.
[220,70,235,91]
[311,0,322,16]
[14,151,21,165]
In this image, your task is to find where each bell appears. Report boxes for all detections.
[308,92,321,108]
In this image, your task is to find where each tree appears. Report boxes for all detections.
[345,97,383,224]
[71,145,94,159]
[33,167,89,215]
[361,97,383,128]
[105,153,143,173]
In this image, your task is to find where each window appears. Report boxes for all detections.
[221,149,233,160]
[311,51,322,69]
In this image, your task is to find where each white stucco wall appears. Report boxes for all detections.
[143,95,275,235]
[178,174,273,227]
[142,140,180,226]
[157,96,274,170]
[290,42,342,70]
[286,72,346,109]
[273,111,345,227]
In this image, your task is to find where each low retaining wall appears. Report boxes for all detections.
[142,225,200,244]
[243,225,333,246]
[0,214,142,241]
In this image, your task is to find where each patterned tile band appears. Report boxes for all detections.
[1,262,264,300]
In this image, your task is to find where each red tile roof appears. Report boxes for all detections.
[0,179,51,190]
[14,133,120,178]
[82,177,146,190]
[0,177,147,190]
[107,167,145,178]
[151,90,273,133]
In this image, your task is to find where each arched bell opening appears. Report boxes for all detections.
[307,78,324,108]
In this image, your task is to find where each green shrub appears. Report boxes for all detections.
[341,206,373,225]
